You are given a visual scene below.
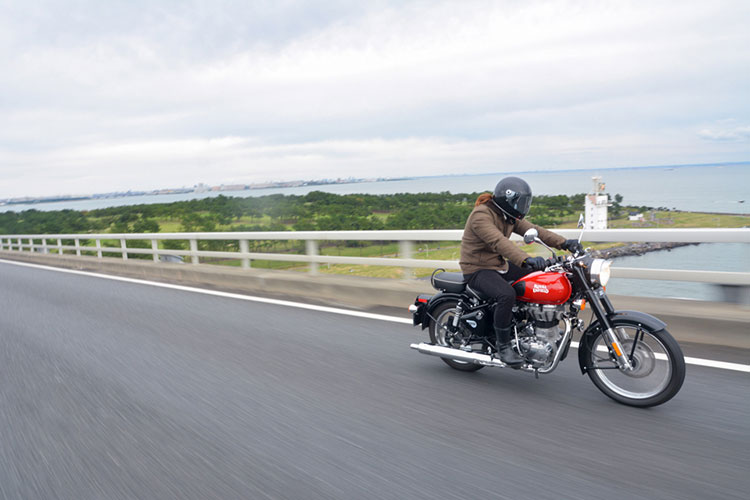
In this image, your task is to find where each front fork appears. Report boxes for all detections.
[581,276,634,371]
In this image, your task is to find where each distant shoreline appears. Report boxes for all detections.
[3,160,747,207]
[2,162,748,215]
[592,242,698,260]
[0,177,416,207]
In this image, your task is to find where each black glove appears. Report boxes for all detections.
[523,256,546,271]
[562,239,584,254]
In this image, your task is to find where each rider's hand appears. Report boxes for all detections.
[545,257,559,268]
[562,239,584,254]
[523,256,546,271]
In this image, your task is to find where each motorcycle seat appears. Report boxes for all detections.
[431,271,466,293]
[466,285,491,302]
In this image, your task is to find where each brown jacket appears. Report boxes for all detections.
[459,202,566,275]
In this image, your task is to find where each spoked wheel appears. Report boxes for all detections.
[428,302,484,372]
[584,322,685,407]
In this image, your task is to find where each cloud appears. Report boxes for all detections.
[2,130,741,198]
[0,0,749,197]
[698,125,750,142]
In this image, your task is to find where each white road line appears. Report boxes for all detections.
[2,259,748,374]
[0,259,413,324]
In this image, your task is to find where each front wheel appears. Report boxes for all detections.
[584,323,685,407]
[429,302,484,372]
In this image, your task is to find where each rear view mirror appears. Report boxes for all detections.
[577,213,585,229]
[523,228,539,244]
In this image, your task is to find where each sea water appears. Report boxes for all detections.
[2,163,749,214]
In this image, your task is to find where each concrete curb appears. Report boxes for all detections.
[2,251,748,349]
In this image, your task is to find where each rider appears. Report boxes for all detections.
[459,176,583,366]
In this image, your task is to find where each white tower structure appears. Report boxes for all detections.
[584,176,608,230]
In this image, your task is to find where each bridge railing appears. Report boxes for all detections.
[1,228,749,286]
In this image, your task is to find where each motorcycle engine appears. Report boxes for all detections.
[515,304,566,368]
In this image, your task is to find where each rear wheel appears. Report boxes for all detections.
[584,322,685,407]
[429,302,484,372]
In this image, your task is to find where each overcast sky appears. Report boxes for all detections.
[1,0,748,198]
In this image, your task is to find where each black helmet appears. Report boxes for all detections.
[492,176,532,221]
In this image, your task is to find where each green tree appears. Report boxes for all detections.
[133,218,160,233]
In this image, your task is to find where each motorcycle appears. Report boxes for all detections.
[409,223,686,407]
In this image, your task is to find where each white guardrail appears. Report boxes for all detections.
[1,228,749,285]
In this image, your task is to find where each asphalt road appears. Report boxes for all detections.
[0,261,748,500]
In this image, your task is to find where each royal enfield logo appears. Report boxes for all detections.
[533,284,550,294]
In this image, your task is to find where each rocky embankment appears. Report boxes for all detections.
[590,242,697,259]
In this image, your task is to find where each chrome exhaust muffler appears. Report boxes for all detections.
[409,343,508,368]
[410,318,572,375]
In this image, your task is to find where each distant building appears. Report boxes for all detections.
[584,176,608,230]
[628,212,644,221]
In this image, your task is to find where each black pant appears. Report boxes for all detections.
[465,263,531,329]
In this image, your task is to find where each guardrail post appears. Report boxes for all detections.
[96,239,102,258]
[17,238,22,251]
[28,238,34,252]
[716,284,750,306]
[42,238,48,254]
[120,239,128,260]
[190,239,199,264]
[240,239,250,269]
[399,240,415,279]
[57,239,63,255]
[306,240,319,275]
[152,240,159,262]
[75,238,81,257]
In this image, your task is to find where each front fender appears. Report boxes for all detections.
[577,310,667,374]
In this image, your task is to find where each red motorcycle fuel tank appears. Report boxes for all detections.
[514,271,572,305]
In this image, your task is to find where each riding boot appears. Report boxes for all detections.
[495,326,524,366]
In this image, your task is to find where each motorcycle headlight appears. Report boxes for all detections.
[590,259,612,286]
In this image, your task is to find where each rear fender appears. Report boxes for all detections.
[577,310,667,374]
[411,294,432,327]
[413,292,462,330]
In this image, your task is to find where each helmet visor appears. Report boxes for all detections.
[509,192,532,218]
